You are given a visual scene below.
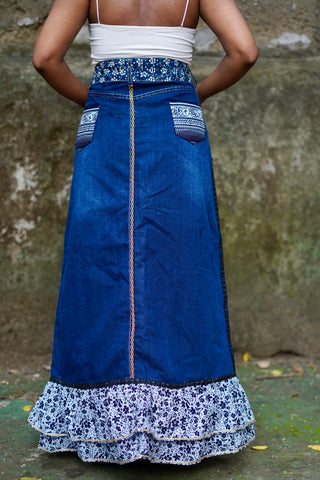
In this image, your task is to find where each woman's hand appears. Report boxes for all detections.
[32,0,90,106]
[197,0,258,103]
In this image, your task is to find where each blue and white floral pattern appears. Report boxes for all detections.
[28,376,255,465]
[170,102,206,144]
[91,57,194,85]
[75,106,100,150]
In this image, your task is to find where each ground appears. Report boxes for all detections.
[0,353,319,480]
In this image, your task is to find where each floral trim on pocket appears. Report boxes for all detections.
[170,102,205,144]
[75,106,100,151]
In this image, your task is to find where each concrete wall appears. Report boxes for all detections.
[1,1,319,358]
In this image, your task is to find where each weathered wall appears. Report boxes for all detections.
[1,1,319,359]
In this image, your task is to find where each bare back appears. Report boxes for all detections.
[32,0,258,105]
[88,0,200,29]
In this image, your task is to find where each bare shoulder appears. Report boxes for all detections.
[200,0,247,28]
[33,0,90,65]
[200,0,257,59]
[44,0,90,38]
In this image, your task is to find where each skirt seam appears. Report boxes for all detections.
[49,371,237,389]
[88,85,194,100]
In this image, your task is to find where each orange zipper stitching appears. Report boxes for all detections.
[128,84,136,379]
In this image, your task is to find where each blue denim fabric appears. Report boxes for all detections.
[50,58,235,386]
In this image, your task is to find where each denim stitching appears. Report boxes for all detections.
[88,85,194,101]
[128,84,136,379]
[49,372,236,389]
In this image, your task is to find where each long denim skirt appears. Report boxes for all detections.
[28,57,255,464]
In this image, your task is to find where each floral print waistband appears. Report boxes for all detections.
[91,57,195,85]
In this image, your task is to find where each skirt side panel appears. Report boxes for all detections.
[132,86,234,383]
[51,94,132,383]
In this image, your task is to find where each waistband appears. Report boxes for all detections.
[91,57,195,85]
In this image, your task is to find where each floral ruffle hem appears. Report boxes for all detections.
[27,376,255,465]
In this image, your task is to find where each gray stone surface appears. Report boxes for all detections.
[195,57,320,357]
[0,1,319,359]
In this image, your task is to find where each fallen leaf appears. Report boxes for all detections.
[308,445,320,451]
[251,445,268,450]
[20,477,43,480]
[291,392,299,398]
[22,405,33,412]
[242,352,252,362]
[256,360,270,369]
[8,369,19,374]
[293,366,304,376]
[42,364,51,371]
[270,369,283,376]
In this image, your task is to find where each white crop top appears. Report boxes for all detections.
[89,0,196,65]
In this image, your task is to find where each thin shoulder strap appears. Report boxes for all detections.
[95,0,101,24]
[180,0,190,27]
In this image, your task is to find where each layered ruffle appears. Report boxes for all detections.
[28,376,255,465]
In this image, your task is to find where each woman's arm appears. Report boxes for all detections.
[32,0,90,106]
[196,0,258,103]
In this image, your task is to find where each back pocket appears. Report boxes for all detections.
[75,106,100,151]
[169,102,205,144]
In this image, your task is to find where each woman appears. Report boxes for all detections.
[28,0,258,465]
